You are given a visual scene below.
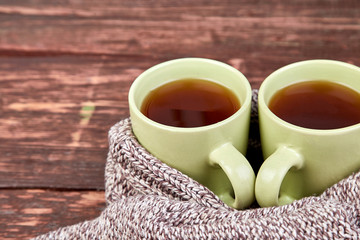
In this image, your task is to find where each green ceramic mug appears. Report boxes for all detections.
[128,58,255,209]
[255,59,360,207]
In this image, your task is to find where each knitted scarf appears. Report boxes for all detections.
[34,90,360,239]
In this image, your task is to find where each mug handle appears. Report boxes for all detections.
[209,142,255,209]
[255,145,304,207]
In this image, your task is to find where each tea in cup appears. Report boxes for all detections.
[255,59,360,207]
[128,58,255,209]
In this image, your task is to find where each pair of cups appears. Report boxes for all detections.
[128,58,360,209]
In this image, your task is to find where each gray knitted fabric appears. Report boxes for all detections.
[34,90,360,239]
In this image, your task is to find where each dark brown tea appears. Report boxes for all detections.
[141,78,240,128]
[269,80,360,129]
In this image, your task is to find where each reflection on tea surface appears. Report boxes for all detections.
[141,78,240,128]
[269,80,360,129]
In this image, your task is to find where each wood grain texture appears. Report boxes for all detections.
[0,189,105,239]
[1,0,359,85]
[0,0,359,238]
[0,55,139,189]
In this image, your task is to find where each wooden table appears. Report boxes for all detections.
[0,1,359,239]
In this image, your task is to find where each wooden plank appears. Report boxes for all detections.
[0,146,106,189]
[0,189,105,240]
[0,55,138,189]
[0,1,359,78]
[0,55,133,150]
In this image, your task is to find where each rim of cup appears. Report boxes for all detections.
[258,59,360,136]
[128,57,252,133]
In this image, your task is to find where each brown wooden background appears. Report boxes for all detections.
[0,0,359,239]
